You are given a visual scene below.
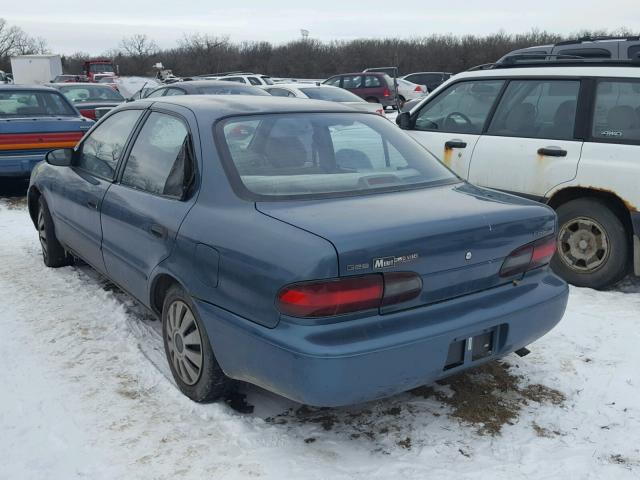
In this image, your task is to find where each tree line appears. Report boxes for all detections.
[0,18,635,78]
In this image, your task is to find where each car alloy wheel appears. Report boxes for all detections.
[37,208,48,261]
[557,216,609,273]
[165,300,204,386]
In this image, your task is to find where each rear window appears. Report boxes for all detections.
[299,87,363,102]
[0,90,76,117]
[216,112,457,199]
[196,85,268,96]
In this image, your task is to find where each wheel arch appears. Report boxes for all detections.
[150,272,185,316]
[27,186,42,228]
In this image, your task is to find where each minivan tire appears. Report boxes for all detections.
[162,285,229,403]
[37,197,72,268]
[552,198,629,289]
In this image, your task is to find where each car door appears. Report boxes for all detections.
[405,79,505,178]
[100,107,199,303]
[342,74,364,97]
[468,79,583,197]
[50,109,143,272]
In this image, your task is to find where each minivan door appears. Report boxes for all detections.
[100,109,198,304]
[405,79,505,179]
[468,79,583,197]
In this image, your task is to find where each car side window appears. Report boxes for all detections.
[591,80,640,143]
[248,77,262,86]
[364,75,381,88]
[342,75,362,89]
[414,80,504,134]
[146,88,166,98]
[164,88,186,96]
[487,80,580,140]
[267,88,295,97]
[121,112,194,198]
[324,76,341,87]
[76,110,142,179]
[222,77,246,84]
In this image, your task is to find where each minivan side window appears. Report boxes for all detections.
[342,75,362,89]
[413,80,504,134]
[121,112,194,198]
[487,80,580,140]
[364,75,382,87]
[76,109,142,179]
[591,80,640,143]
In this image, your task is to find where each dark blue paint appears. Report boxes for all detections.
[29,95,569,406]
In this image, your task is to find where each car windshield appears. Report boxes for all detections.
[299,87,364,102]
[0,90,76,117]
[196,85,269,96]
[217,112,457,199]
[90,64,114,73]
[58,85,123,102]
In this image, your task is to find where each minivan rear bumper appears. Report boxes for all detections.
[196,269,568,407]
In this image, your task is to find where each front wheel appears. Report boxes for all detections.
[551,198,629,289]
[37,197,72,268]
[162,285,229,402]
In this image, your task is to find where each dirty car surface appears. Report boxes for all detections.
[28,95,568,407]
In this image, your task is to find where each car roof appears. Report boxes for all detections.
[138,95,354,121]
[0,84,60,92]
[50,82,113,87]
[454,65,640,80]
[156,80,261,92]
[268,83,334,89]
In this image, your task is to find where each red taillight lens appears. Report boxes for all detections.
[414,85,423,92]
[79,109,96,119]
[277,272,422,318]
[499,235,557,277]
[383,88,391,97]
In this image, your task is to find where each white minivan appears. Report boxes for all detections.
[397,60,640,289]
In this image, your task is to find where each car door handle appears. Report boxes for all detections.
[445,140,467,149]
[537,147,567,157]
[149,224,167,238]
[87,200,98,210]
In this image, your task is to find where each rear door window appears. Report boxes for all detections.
[76,110,142,179]
[414,80,504,134]
[487,80,580,140]
[121,112,194,198]
[342,75,363,89]
[364,75,382,88]
[591,80,640,143]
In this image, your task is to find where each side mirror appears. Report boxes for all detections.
[396,111,413,130]
[45,148,73,167]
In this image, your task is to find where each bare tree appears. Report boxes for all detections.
[119,34,158,57]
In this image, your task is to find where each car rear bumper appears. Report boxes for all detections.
[0,154,43,177]
[195,269,568,407]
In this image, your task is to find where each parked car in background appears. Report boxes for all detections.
[94,75,119,92]
[499,35,640,63]
[28,95,567,407]
[323,72,398,108]
[397,59,640,288]
[0,85,92,177]
[262,83,385,115]
[363,66,399,77]
[396,78,428,106]
[402,72,452,92]
[128,86,157,101]
[51,83,125,120]
[53,74,89,83]
[204,73,275,86]
[144,80,270,98]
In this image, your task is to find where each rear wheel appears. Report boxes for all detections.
[551,198,629,289]
[37,197,72,268]
[162,285,229,402]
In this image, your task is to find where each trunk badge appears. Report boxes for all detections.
[465,251,473,261]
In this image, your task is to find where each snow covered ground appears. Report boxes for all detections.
[1,195,639,480]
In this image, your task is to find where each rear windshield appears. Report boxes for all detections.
[300,87,363,102]
[196,85,269,96]
[0,90,76,117]
[58,85,123,102]
[217,112,457,199]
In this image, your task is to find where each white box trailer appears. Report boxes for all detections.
[10,55,63,85]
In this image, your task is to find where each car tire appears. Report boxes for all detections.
[162,284,229,403]
[551,198,629,289]
[398,96,406,109]
[37,197,72,268]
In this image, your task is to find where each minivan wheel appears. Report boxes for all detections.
[37,197,72,268]
[162,285,229,402]
[552,198,629,289]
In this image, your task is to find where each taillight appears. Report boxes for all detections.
[414,85,423,92]
[79,109,96,120]
[383,88,391,97]
[276,272,422,318]
[499,235,557,277]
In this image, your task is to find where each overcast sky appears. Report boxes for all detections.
[4,0,640,54]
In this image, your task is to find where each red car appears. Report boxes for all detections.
[323,72,398,108]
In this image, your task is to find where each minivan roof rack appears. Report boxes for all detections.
[468,54,640,71]
[555,35,640,46]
